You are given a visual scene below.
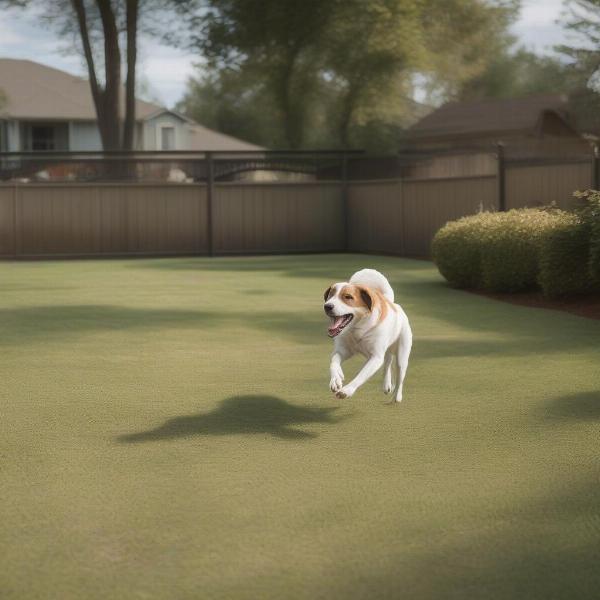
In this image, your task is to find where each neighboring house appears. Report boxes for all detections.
[401,94,592,178]
[0,58,261,153]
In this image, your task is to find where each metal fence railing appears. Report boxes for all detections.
[0,150,368,184]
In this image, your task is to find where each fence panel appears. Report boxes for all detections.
[347,181,403,254]
[213,182,344,254]
[0,186,16,257]
[402,176,497,256]
[2,184,208,257]
[505,162,592,210]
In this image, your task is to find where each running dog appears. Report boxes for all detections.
[323,269,412,402]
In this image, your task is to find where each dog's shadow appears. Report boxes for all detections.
[117,395,342,443]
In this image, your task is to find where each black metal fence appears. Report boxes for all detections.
[0,150,375,184]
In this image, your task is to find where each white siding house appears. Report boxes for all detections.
[0,58,262,153]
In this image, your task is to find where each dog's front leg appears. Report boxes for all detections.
[336,354,385,399]
[329,349,348,393]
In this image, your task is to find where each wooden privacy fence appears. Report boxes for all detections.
[0,155,595,259]
[0,182,345,258]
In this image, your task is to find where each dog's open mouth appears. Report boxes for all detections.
[328,314,353,337]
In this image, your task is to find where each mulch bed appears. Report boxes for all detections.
[470,290,600,320]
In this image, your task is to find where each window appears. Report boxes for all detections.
[160,126,175,150]
[31,125,56,150]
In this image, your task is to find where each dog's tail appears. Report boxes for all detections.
[349,269,394,303]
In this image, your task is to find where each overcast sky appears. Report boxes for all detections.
[0,0,572,109]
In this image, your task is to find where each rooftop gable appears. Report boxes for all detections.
[409,94,572,140]
[0,58,161,121]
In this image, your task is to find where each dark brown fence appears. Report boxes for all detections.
[0,148,596,259]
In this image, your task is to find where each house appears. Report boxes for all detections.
[402,94,592,178]
[0,58,261,153]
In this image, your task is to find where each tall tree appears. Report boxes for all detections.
[190,0,340,149]
[458,49,570,100]
[3,0,141,150]
[324,0,423,148]
[179,0,519,150]
[417,0,520,104]
[557,0,600,134]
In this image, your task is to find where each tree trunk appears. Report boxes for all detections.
[276,48,304,149]
[71,0,110,148]
[339,83,359,149]
[123,0,138,150]
[96,0,121,151]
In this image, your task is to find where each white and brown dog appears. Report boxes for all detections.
[323,269,412,402]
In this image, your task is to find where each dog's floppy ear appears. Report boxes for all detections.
[323,285,333,301]
[358,286,373,311]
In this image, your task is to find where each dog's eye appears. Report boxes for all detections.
[344,295,353,300]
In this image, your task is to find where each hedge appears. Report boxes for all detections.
[538,215,591,298]
[432,208,569,293]
[574,190,600,284]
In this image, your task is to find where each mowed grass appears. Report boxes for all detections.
[1,254,599,600]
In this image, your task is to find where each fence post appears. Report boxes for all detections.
[206,152,214,257]
[593,144,599,190]
[496,143,506,211]
[342,152,349,251]
[13,183,18,258]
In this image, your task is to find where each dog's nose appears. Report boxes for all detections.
[324,303,334,314]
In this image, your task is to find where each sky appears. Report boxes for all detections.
[0,0,573,109]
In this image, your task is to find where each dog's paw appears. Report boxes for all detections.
[383,381,394,395]
[330,376,343,393]
[329,368,344,393]
[335,385,355,399]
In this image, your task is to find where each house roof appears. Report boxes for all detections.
[187,123,263,152]
[0,58,262,150]
[409,94,571,139]
[0,58,160,121]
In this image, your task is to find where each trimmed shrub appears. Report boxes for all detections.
[431,214,489,288]
[574,190,600,284]
[538,214,592,298]
[432,208,568,292]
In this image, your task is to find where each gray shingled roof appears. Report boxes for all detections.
[0,58,262,151]
[409,94,570,139]
[0,58,159,120]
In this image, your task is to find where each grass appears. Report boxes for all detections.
[1,254,599,600]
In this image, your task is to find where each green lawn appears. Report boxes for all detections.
[1,254,599,600]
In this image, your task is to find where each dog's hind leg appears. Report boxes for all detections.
[394,323,412,403]
[382,351,394,395]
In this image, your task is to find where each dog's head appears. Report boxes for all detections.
[323,283,373,338]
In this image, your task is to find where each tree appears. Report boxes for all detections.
[417,0,520,104]
[323,0,423,148]
[458,49,570,100]
[2,0,152,150]
[177,65,284,148]
[557,0,600,134]
[179,0,519,150]
[188,0,341,149]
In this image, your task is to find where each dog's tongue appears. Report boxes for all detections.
[328,316,345,335]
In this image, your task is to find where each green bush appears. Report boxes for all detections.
[431,215,489,288]
[432,208,568,292]
[538,214,592,298]
[574,190,600,284]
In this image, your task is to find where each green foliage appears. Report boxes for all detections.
[431,214,489,289]
[433,208,572,293]
[458,48,570,101]
[574,189,600,283]
[180,0,519,150]
[556,0,600,135]
[538,214,592,298]
[177,67,284,148]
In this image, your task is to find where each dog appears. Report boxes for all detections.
[323,269,412,402]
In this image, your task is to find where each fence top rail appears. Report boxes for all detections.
[0,149,365,158]
[505,156,592,168]
[402,174,497,184]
